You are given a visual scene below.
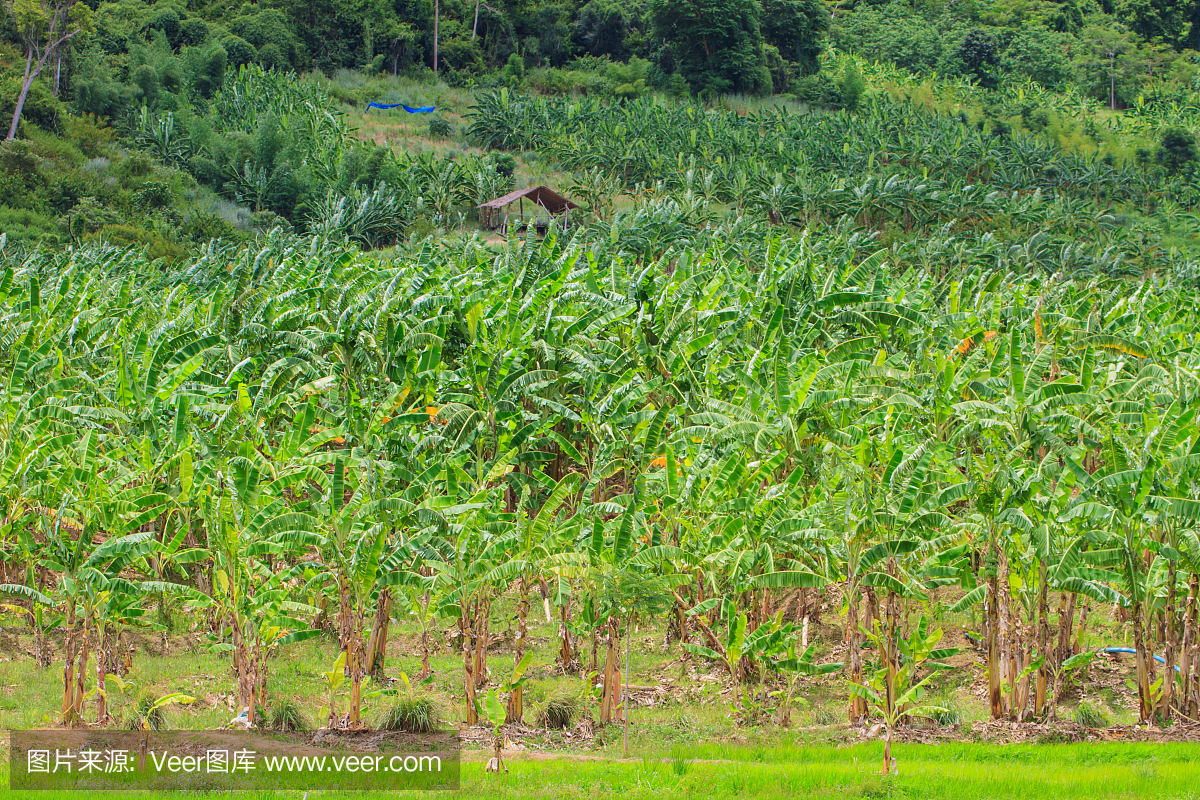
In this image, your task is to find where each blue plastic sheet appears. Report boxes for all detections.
[366,102,436,113]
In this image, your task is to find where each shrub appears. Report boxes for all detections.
[1158,127,1199,176]
[74,75,127,119]
[147,8,182,49]
[232,9,296,65]
[132,64,160,106]
[375,697,439,733]
[666,73,689,98]
[795,73,842,108]
[491,153,517,178]
[193,46,227,99]
[62,114,116,159]
[258,43,288,71]
[136,181,174,209]
[540,697,577,730]
[87,224,185,261]
[931,692,964,727]
[130,693,167,731]
[0,207,61,246]
[180,18,210,47]
[837,63,867,111]
[0,75,59,133]
[0,140,50,206]
[222,36,257,67]
[267,699,312,731]
[1072,701,1109,729]
[428,116,453,138]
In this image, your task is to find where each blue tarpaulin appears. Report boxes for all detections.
[366,102,436,113]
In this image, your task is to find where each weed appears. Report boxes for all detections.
[130,693,167,731]
[931,692,964,727]
[860,773,899,798]
[814,703,844,727]
[266,698,312,732]
[670,746,693,778]
[375,697,439,733]
[1073,701,1109,729]
[540,697,577,730]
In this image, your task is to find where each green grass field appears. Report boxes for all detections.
[0,600,1185,800]
[0,742,1196,799]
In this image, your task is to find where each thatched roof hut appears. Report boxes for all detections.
[478,186,580,234]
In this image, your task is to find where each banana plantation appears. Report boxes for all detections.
[5,65,1200,795]
[3,213,1200,739]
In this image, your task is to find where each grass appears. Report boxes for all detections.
[0,742,1196,798]
[0,594,1189,798]
[376,696,441,733]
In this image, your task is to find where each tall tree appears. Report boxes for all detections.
[4,0,87,141]
[759,0,829,77]
[650,0,773,96]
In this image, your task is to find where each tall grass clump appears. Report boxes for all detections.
[1072,701,1110,729]
[268,698,312,731]
[376,697,440,733]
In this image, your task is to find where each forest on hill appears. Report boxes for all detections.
[8,0,1200,127]
[5,0,1200,259]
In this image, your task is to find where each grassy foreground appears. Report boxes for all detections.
[0,742,1196,799]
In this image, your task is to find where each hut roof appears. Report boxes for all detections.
[478,186,579,214]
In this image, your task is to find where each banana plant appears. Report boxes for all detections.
[478,652,533,773]
[850,616,957,775]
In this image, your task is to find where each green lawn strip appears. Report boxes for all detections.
[0,743,1193,799]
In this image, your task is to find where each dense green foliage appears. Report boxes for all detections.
[4,184,1200,734]
[8,0,1200,256]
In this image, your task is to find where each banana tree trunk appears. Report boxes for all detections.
[885,559,899,719]
[987,541,1003,719]
[96,629,110,725]
[882,724,893,775]
[254,638,268,725]
[508,577,528,723]
[61,623,77,724]
[1133,598,1155,723]
[847,581,867,723]
[1074,599,1090,655]
[338,576,364,727]
[473,597,490,689]
[72,624,87,722]
[1161,561,1177,723]
[999,550,1015,719]
[365,589,392,677]
[558,598,575,673]
[461,603,477,724]
[420,621,431,680]
[1035,561,1050,716]
[1056,592,1076,665]
[600,616,622,723]
[1181,574,1198,717]
[232,616,255,724]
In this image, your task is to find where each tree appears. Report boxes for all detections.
[759,0,829,77]
[574,0,634,59]
[1074,22,1135,110]
[956,29,999,89]
[851,616,956,774]
[1158,128,1198,176]
[1000,29,1074,89]
[650,0,773,96]
[1116,0,1183,43]
[5,0,87,141]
